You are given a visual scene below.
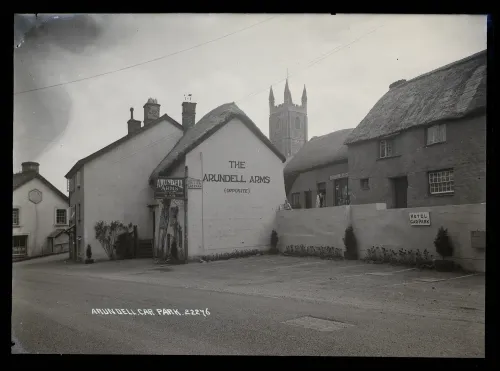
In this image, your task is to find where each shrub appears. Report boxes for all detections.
[270,230,279,254]
[94,221,133,260]
[434,227,453,259]
[343,226,358,260]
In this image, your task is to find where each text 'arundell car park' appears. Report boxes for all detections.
[12,14,486,358]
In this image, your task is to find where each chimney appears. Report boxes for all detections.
[22,161,39,173]
[389,79,407,89]
[143,98,160,126]
[182,95,197,131]
[127,107,141,135]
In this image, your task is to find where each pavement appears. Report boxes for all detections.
[12,254,484,356]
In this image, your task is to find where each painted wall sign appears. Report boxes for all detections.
[187,178,202,189]
[28,189,42,204]
[329,173,348,181]
[203,160,272,192]
[409,212,430,226]
[154,177,185,199]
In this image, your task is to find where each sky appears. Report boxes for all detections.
[13,13,487,194]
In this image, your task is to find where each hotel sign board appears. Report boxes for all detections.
[154,177,185,199]
[409,212,431,226]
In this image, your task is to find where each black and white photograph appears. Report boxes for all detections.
[12,13,487,358]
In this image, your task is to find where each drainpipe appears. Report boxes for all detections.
[200,152,205,251]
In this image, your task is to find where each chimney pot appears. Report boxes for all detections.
[128,107,142,135]
[182,100,197,131]
[21,162,40,173]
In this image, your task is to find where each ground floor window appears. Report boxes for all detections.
[429,169,454,195]
[13,235,28,256]
[334,178,350,206]
[291,193,301,208]
[13,208,20,226]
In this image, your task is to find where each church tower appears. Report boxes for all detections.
[269,79,308,158]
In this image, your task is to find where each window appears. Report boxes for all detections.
[429,169,454,194]
[295,117,301,129]
[76,172,81,188]
[67,178,75,192]
[55,208,68,225]
[360,178,370,190]
[379,140,393,158]
[13,208,19,226]
[426,124,446,145]
[291,193,301,208]
[78,203,81,222]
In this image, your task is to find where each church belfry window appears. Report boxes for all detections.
[295,117,300,129]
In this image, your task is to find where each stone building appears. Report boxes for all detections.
[269,79,308,158]
[344,50,486,208]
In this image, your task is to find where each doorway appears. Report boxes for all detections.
[304,191,312,209]
[392,176,408,208]
[12,235,28,257]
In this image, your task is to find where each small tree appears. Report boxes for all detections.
[270,230,279,254]
[434,227,453,260]
[94,221,130,260]
[343,225,358,260]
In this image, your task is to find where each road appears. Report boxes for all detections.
[12,256,484,356]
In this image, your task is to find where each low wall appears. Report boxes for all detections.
[276,203,485,272]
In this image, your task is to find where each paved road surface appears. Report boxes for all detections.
[12,256,484,356]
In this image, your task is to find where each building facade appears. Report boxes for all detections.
[150,103,287,260]
[13,162,69,259]
[269,79,308,158]
[284,129,353,209]
[345,50,486,208]
[65,99,185,262]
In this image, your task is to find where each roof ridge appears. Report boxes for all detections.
[395,49,486,89]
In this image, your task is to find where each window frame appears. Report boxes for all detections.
[55,208,68,226]
[428,169,455,195]
[426,123,447,146]
[360,178,370,190]
[379,139,393,158]
[13,207,20,226]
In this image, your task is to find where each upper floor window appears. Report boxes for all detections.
[379,139,393,158]
[427,123,446,145]
[76,171,81,188]
[295,117,301,129]
[360,178,370,190]
[13,208,19,226]
[67,178,74,193]
[55,208,68,225]
[429,169,454,195]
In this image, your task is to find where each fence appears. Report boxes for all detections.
[276,203,485,272]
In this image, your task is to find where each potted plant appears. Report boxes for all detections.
[270,230,279,254]
[433,227,454,272]
[85,244,94,264]
[343,226,358,260]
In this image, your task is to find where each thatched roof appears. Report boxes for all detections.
[283,128,352,195]
[284,128,352,175]
[345,50,487,145]
[150,102,286,181]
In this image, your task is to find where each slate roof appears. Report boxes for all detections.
[150,102,286,181]
[65,113,183,179]
[345,50,487,145]
[13,171,69,203]
[284,128,353,175]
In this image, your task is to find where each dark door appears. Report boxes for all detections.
[334,178,350,206]
[304,191,312,209]
[393,176,408,208]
